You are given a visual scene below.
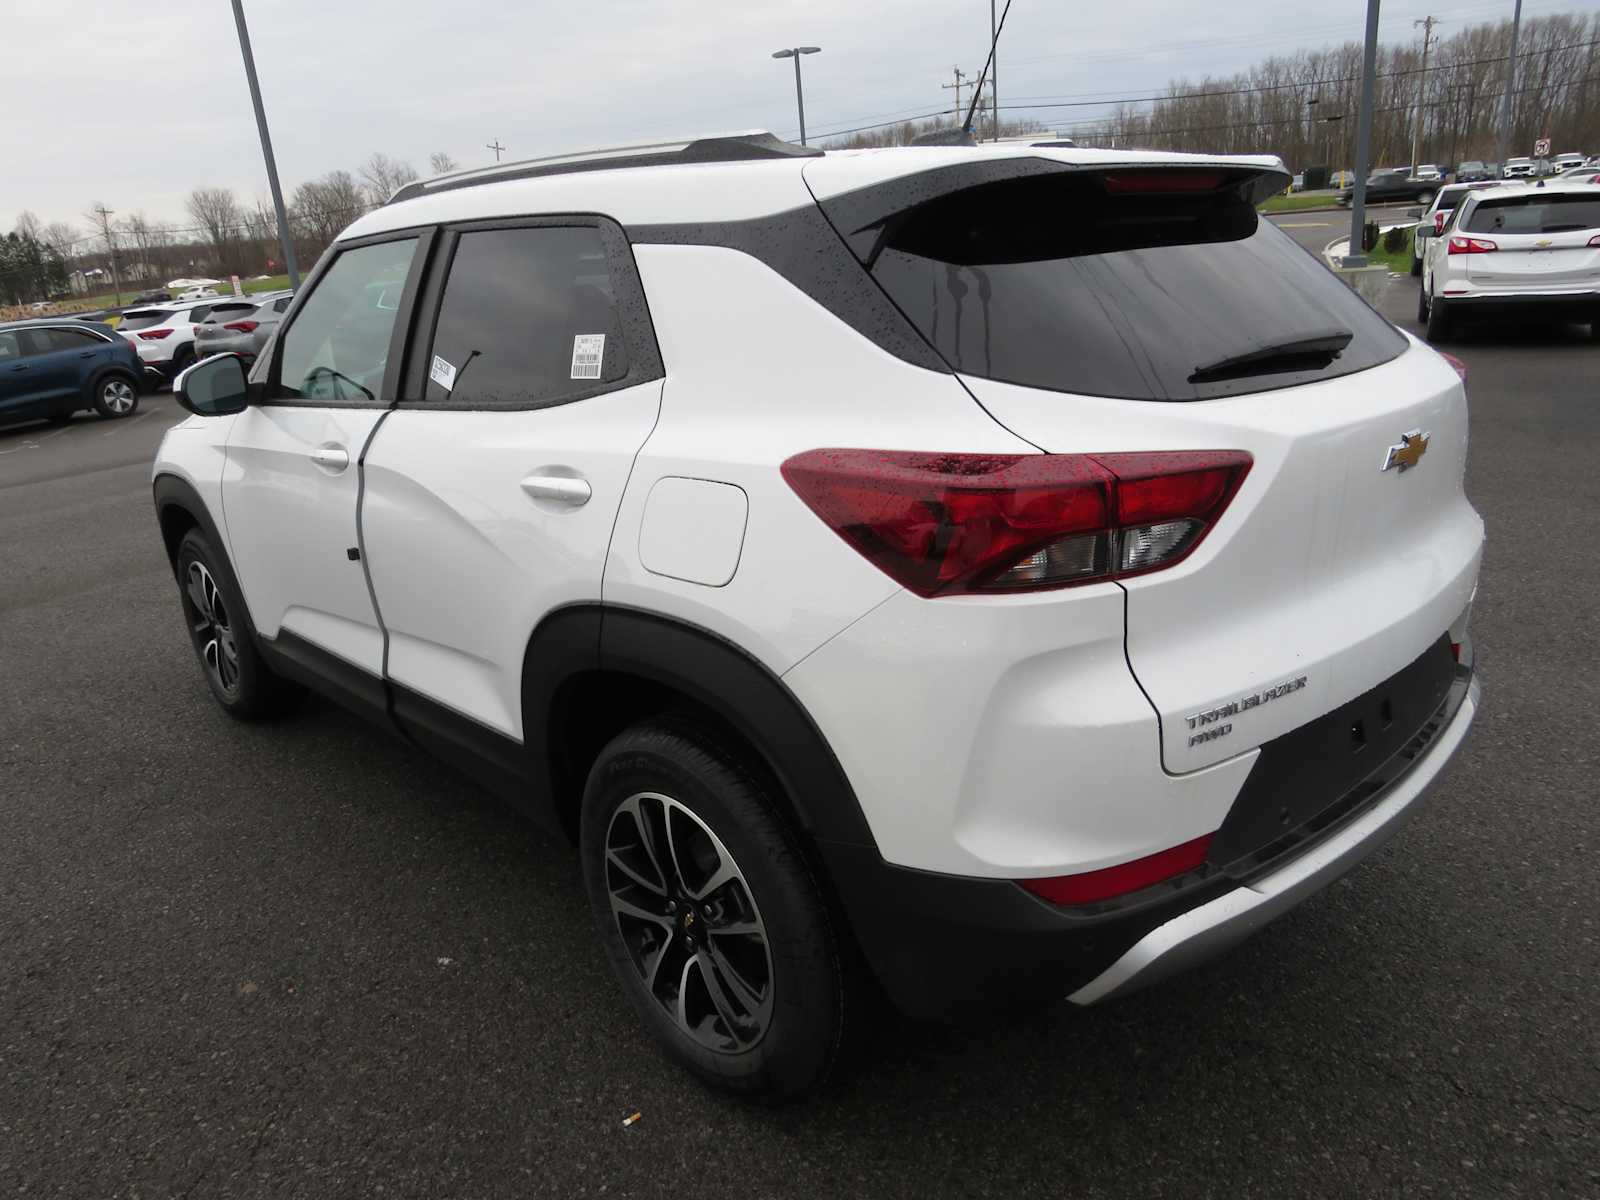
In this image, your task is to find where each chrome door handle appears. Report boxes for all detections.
[310,444,350,473]
[520,473,591,507]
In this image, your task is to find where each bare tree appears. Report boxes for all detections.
[290,169,367,258]
[186,187,243,273]
[42,222,80,263]
[428,151,459,174]
[12,210,44,242]
[121,212,156,282]
[360,152,420,205]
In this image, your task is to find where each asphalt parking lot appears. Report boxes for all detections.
[2,265,1597,1197]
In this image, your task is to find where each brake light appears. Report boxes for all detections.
[223,320,259,332]
[1017,834,1214,906]
[780,449,1252,598]
[137,329,173,340]
[1102,170,1228,194]
[1448,236,1497,255]
[1439,351,1468,387]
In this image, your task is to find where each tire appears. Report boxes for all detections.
[1410,252,1423,277]
[91,373,140,419]
[174,528,304,719]
[1425,292,1453,342]
[167,345,195,384]
[580,719,850,1102]
[1417,280,1431,324]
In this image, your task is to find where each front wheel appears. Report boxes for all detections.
[174,529,304,719]
[580,720,851,1102]
[92,374,140,418]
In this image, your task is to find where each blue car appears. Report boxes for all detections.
[0,319,147,428]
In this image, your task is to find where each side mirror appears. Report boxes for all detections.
[175,353,250,417]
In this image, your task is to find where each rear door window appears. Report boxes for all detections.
[0,330,29,361]
[40,327,105,351]
[422,225,625,407]
[850,168,1407,401]
[1463,193,1600,234]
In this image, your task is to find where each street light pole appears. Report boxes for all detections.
[1498,0,1524,166]
[1346,0,1383,268]
[772,47,822,146]
[229,0,299,288]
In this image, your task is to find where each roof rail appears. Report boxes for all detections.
[388,131,821,205]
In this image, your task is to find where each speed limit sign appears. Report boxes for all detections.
[1535,136,1552,157]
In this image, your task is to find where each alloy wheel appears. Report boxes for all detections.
[102,378,137,414]
[603,791,775,1052]
[184,560,240,695]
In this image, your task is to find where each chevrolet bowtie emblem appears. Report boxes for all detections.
[1381,429,1430,472]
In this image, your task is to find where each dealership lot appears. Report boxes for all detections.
[2,270,1597,1200]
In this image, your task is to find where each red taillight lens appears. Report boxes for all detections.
[223,320,259,332]
[780,449,1251,597]
[1587,234,1600,247]
[1017,834,1214,906]
[1448,236,1497,255]
[1439,351,1468,387]
[137,329,173,340]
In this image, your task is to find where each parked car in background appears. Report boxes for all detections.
[118,298,254,381]
[1551,152,1587,175]
[1456,161,1494,183]
[175,286,219,301]
[1415,164,1443,181]
[1558,162,1600,183]
[0,319,144,428]
[193,291,294,363]
[1419,180,1600,341]
[1410,181,1502,275]
[1503,157,1537,179]
[1291,172,1305,192]
[129,289,172,305]
[1338,168,1441,207]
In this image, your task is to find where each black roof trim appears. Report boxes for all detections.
[388,132,821,205]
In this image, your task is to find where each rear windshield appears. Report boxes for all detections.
[856,170,1407,401]
[1460,162,1485,172]
[118,309,172,330]
[200,302,256,324]
[1463,192,1600,234]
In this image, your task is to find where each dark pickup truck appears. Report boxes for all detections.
[1338,171,1442,207]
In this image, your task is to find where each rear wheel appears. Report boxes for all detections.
[1417,280,1431,324]
[92,374,139,419]
[174,528,303,719]
[1425,292,1452,342]
[580,720,850,1102]
[1409,252,1423,277]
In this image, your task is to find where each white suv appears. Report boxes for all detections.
[119,297,257,380]
[153,134,1483,1100]
[1419,179,1600,340]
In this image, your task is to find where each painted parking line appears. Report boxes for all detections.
[1279,221,1333,228]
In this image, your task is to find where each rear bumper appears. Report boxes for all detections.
[1439,289,1600,310]
[1070,672,1478,1004]
[822,661,1478,1023]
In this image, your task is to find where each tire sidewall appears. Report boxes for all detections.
[579,725,843,1100]
[92,371,140,418]
[175,529,269,714]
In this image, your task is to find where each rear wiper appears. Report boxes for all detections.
[1189,329,1354,384]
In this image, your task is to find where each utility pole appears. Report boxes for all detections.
[990,0,1000,142]
[486,139,506,162]
[229,0,299,289]
[1346,0,1383,268]
[942,66,968,122]
[1411,15,1437,173]
[91,204,121,306]
[1498,0,1524,165]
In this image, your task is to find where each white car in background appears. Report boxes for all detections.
[1551,152,1587,175]
[1410,181,1502,275]
[118,297,258,381]
[1503,157,1537,179]
[1419,179,1600,340]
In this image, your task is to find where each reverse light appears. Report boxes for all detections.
[223,320,259,333]
[137,329,173,340]
[1448,236,1497,255]
[1017,834,1214,906]
[780,449,1252,598]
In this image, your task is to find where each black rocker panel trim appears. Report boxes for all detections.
[254,628,394,735]
[625,205,951,375]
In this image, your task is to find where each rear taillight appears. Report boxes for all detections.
[223,320,259,332]
[1448,236,1497,255]
[780,449,1252,598]
[1017,834,1214,906]
[1439,351,1468,387]
[1587,234,1600,247]
[137,329,173,340]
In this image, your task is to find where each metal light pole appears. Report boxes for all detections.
[1346,0,1383,268]
[990,0,1000,142]
[772,46,822,146]
[230,0,299,287]
[1498,0,1524,166]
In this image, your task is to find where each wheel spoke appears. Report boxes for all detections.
[626,795,675,893]
[694,952,752,1043]
[703,940,765,1014]
[186,569,212,620]
[641,930,675,993]
[707,918,762,939]
[684,858,737,903]
[606,847,667,896]
[610,894,672,930]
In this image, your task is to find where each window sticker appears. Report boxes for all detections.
[570,333,605,380]
[429,354,457,392]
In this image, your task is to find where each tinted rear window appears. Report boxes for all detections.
[201,302,256,324]
[1464,192,1600,234]
[118,309,172,330]
[858,171,1407,401]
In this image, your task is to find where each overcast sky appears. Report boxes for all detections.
[5,0,1593,239]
